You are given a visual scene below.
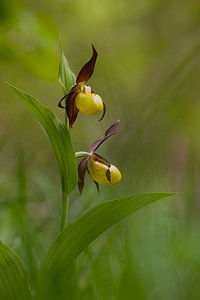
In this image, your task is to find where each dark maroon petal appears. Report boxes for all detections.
[76,44,98,84]
[66,93,79,128]
[91,153,111,167]
[89,120,120,153]
[58,84,78,109]
[78,158,89,194]
[65,86,80,128]
[58,94,68,108]
[106,167,111,183]
[104,119,119,137]
[93,180,99,192]
[98,102,106,122]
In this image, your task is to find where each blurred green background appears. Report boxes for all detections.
[1,0,200,299]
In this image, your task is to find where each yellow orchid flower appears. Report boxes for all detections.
[77,120,121,193]
[58,44,105,127]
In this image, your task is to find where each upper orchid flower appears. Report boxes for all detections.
[58,44,106,128]
[77,120,121,193]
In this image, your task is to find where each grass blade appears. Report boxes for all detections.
[0,242,32,300]
[37,192,176,299]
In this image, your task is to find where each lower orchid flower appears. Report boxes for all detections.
[77,120,121,193]
[58,44,106,127]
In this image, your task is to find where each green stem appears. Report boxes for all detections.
[60,193,69,232]
[75,151,90,158]
[65,102,69,129]
[60,151,89,232]
[59,95,70,233]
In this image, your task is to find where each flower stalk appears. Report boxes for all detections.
[60,194,69,232]
[75,152,90,158]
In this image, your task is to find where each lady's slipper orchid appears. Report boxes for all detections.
[58,44,106,127]
[77,120,121,193]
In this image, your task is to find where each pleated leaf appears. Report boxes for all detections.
[0,241,32,300]
[7,83,78,196]
[58,44,76,94]
[37,192,175,299]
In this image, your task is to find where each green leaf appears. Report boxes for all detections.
[58,43,76,94]
[0,241,32,300]
[37,192,175,299]
[7,83,78,196]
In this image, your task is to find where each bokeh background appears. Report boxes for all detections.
[1,0,200,299]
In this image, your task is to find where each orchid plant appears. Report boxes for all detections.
[1,44,175,300]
